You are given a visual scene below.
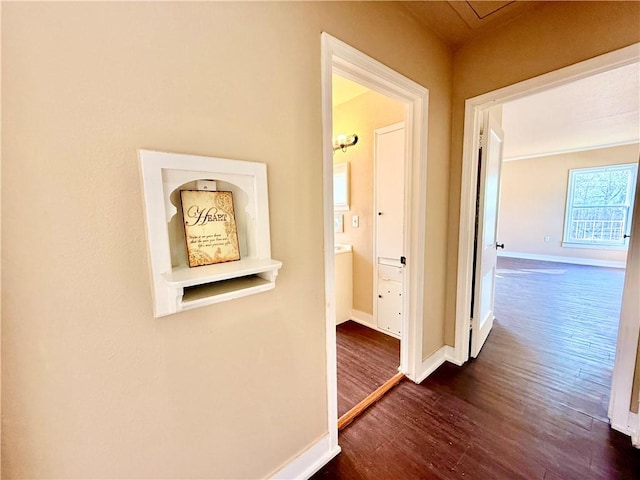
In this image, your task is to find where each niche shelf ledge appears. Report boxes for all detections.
[163,258,283,287]
[139,149,282,317]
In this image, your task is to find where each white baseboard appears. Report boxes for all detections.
[611,411,639,445]
[415,346,447,384]
[270,434,341,479]
[350,309,401,340]
[444,345,463,366]
[632,412,640,448]
[498,251,626,269]
[349,309,375,328]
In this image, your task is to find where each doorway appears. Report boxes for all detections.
[455,44,640,440]
[331,74,405,420]
[321,33,429,449]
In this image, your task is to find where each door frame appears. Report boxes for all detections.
[454,43,640,437]
[610,166,640,444]
[321,33,428,451]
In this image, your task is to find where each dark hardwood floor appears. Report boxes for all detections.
[314,257,640,479]
[337,320,400,417]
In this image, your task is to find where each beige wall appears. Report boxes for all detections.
[499,144,639,264]
[2,2,452,478]
[445,1,640,347]
[333,91,404,315]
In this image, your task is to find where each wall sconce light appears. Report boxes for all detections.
[333,133,358,153]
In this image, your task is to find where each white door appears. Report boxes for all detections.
[375,123,405,266]
[471,111,505,358]
[608,164,640,437]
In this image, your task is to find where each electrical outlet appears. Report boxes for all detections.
[544,236,551,242]
[352,215,359,228]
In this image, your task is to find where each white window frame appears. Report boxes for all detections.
[562,163,638,248]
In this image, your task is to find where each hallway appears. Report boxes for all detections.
[314,258,639,479]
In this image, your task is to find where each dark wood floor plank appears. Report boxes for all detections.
[339,372,404,430]
[336,320,400,417]
[314,258,640,479]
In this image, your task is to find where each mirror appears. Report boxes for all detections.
[334,162,350,211]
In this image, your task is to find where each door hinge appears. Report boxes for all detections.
[400,256,406,265]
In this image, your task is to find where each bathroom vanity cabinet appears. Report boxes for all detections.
[335,244,353,325]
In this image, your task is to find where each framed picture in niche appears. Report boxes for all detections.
[180,190,240,267]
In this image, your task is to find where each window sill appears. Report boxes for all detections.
[562,242,628,251]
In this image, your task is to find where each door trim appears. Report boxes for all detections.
[321,32,428,451]
[454,43,640,436]
[609,162,640,441]
[455,43,639,365]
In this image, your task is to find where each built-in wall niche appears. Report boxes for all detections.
[139,150,282,317]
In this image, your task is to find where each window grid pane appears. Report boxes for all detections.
[572,169,631,207]
[569,207,625,242]
[565,164,637,246]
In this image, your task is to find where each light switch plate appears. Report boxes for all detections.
[352,215,359,228]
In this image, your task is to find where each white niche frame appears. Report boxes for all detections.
[139,150,282,317]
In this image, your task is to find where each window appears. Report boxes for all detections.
[563,163,638,247]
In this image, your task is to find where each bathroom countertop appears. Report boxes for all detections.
[335,244,352,254]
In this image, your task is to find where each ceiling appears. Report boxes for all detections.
[401,1,542,49]
[332,75,370,108]
[333,1,640,159]
[502,62,640,160]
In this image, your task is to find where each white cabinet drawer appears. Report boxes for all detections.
[378,264,403,282]
[377,279,402,335]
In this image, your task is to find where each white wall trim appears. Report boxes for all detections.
[322,32,428,383]
[349,309,375,327]
[374,121,405,136]
[444,345,463,366]
[331,44,428,384]
[415,346,447,384]
[269,434,341,480]
[320,33,340,460]
[608,150,640,446]
[454,43,640,367]
[503,139,639,162]
[498,251,626,269]
[321,32,429,470]
[350,309,401,340]
[632,412,640,448]
[561,242,628,252]
[610,411,639,442]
